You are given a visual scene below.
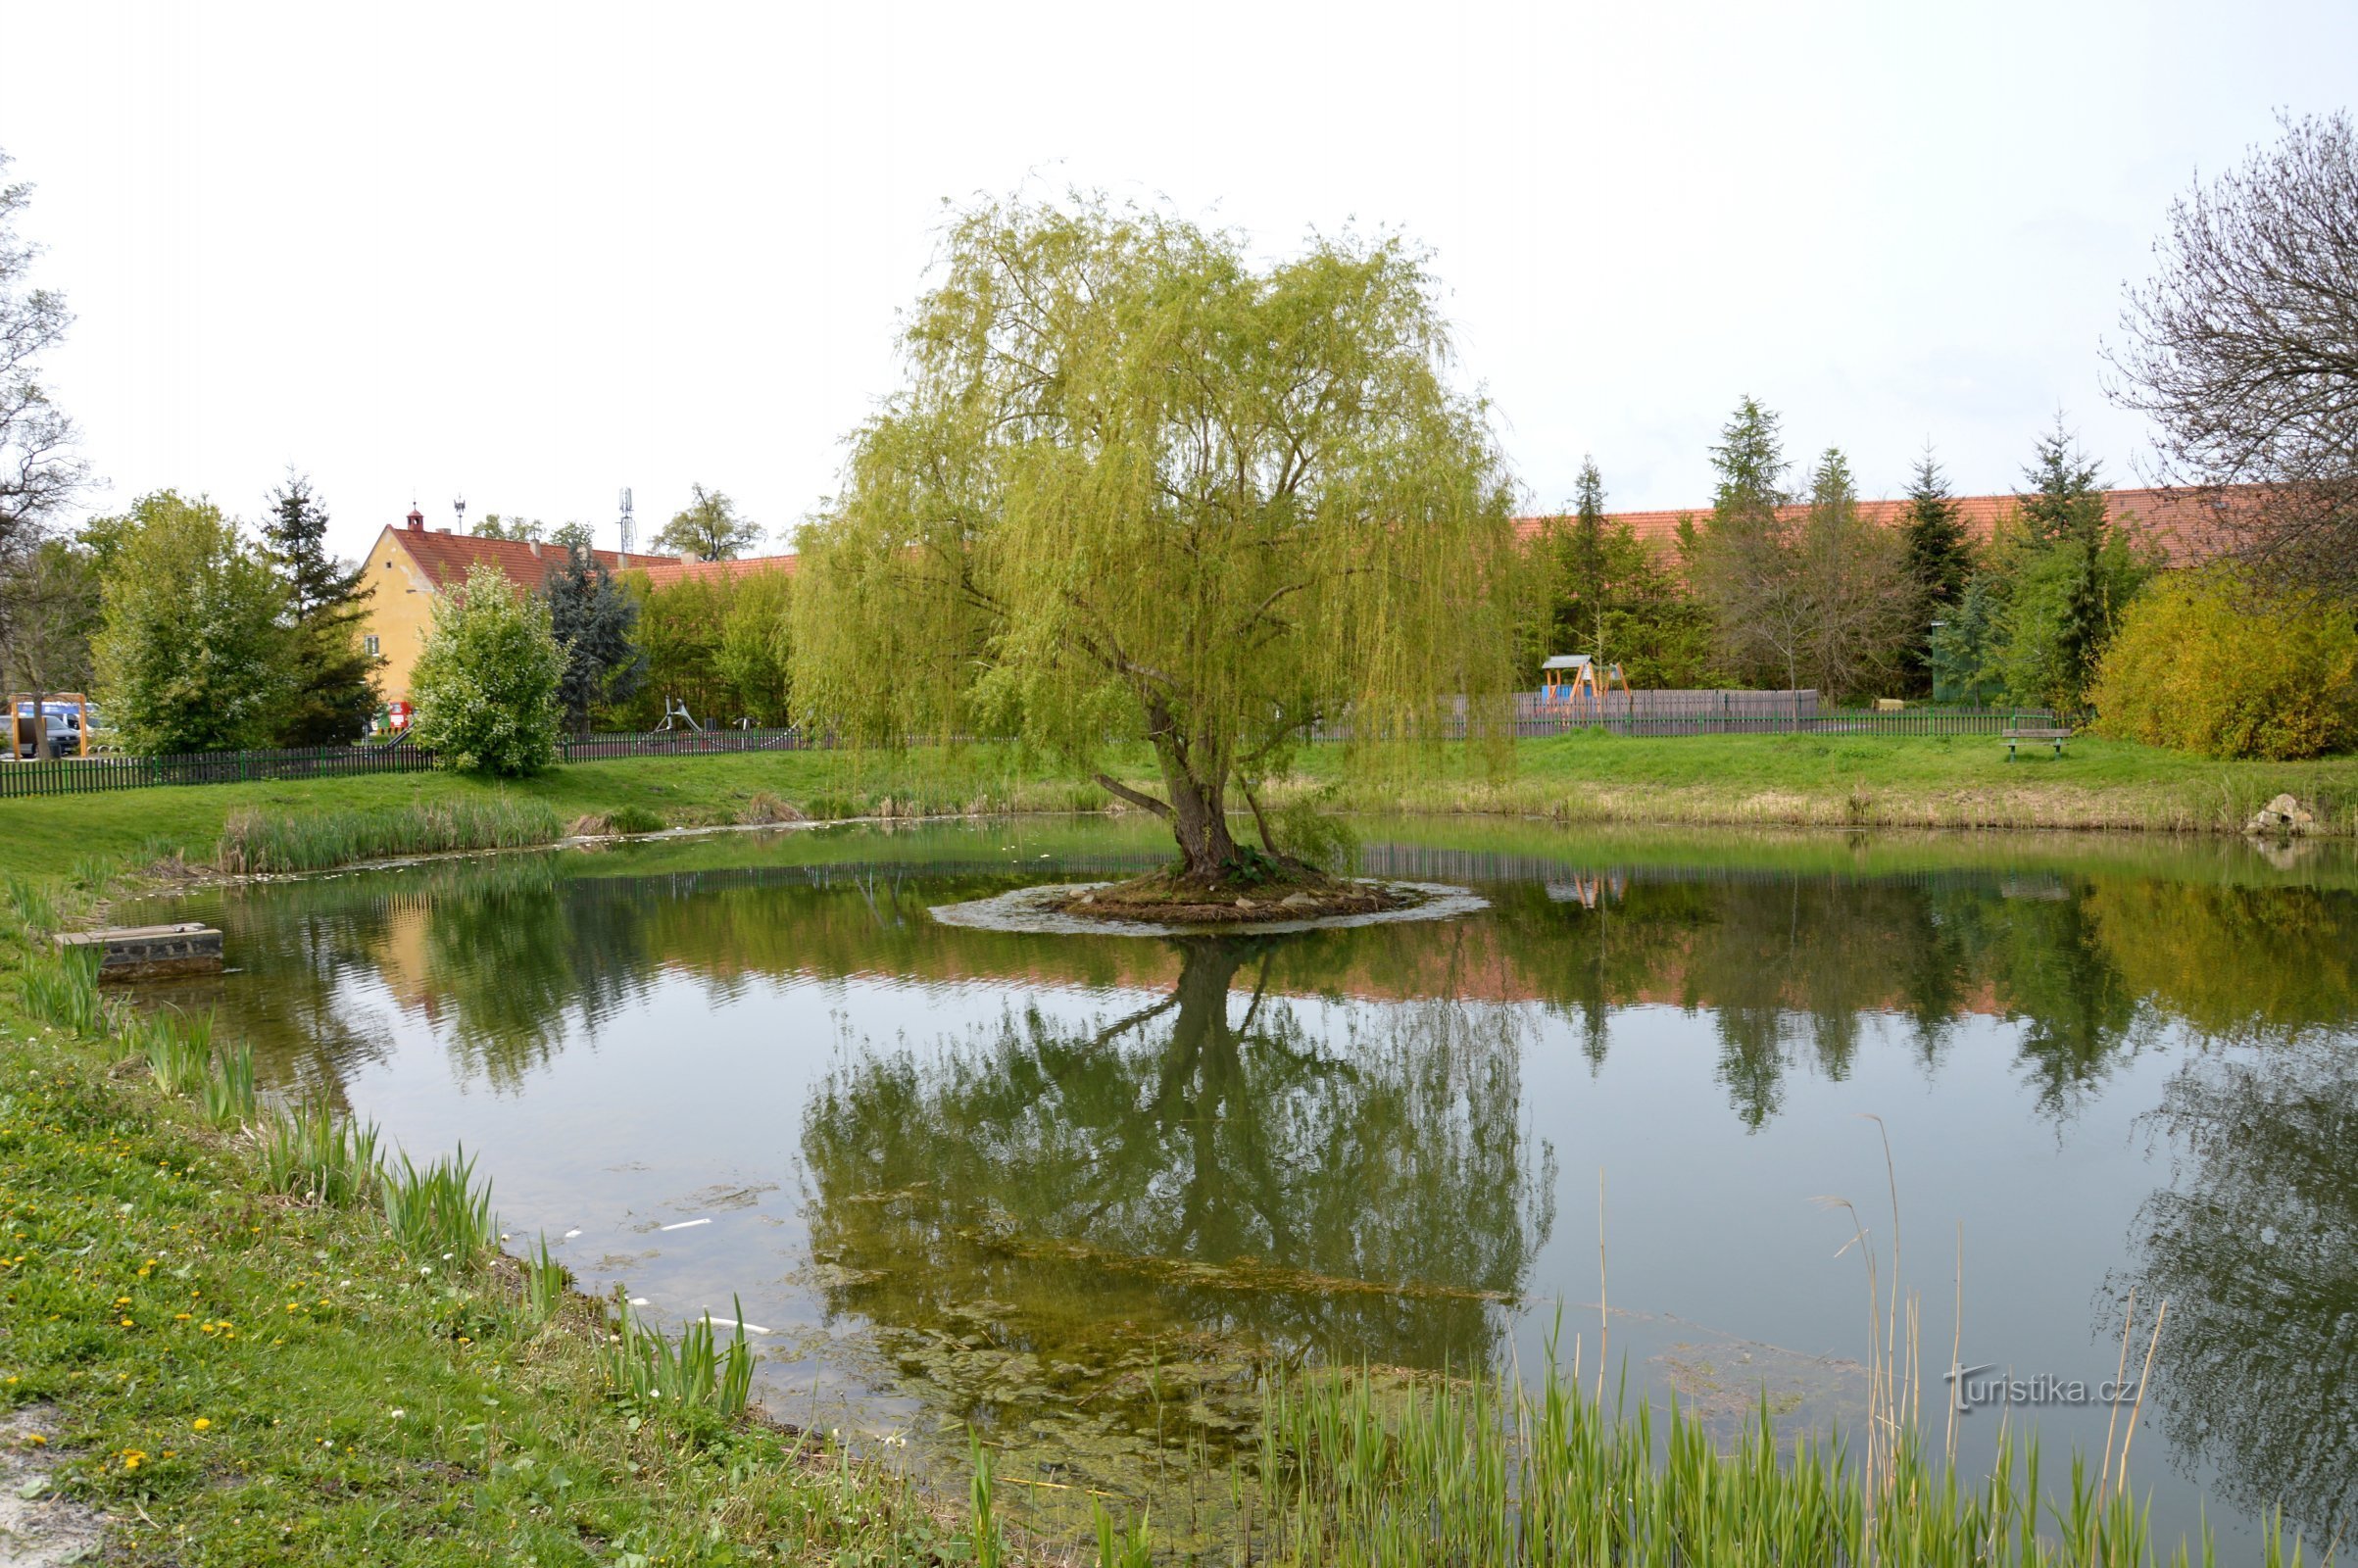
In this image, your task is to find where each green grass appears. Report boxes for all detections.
[0,873,1000,1566]
[2,735,2354,883]
[217,797,567,873]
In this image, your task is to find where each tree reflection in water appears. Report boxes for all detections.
[2113,1038,2358,1542]
[799,937,1554,1479]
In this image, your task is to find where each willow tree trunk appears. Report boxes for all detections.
[1162,755,1241,885]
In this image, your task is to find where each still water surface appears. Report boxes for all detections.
[132,819,2358,1552]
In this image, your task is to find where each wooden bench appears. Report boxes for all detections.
[2001,726,2072,760]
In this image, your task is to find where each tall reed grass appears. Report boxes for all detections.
[379,1146,497,1265]
[217,797,565,874]
[253,1101,381,1206]
[599,1289,754,1421]
[522,1232,572,1319]
[16,944,99,1036]
[3,870,58,937]
[199,1039,256,1126]
[142,1006,215,1098]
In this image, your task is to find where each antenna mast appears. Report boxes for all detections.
[618,487,636,555]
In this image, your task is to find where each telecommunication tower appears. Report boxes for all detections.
[618,488,636,555]
[453,495,468,533]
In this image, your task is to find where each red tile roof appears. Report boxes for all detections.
[627,554,801,591]
[1512,484,2242,564]
[385,526,797,592]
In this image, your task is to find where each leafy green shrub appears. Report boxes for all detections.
[409,564,566,776]
[218,798,565,872]
[605,804,664,835]
[2094,569,2358,759]
[256,1102,381,1206]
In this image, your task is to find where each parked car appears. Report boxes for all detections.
[11,701,88,760]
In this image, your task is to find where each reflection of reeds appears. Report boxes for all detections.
[217,798,565,873]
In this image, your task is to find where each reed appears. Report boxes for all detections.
[143,1006,215,1098]
[253,1101,381,1206]
[16,944,99,1036]
[199,1039,257,1126]
[216,797,565,874]
[378,1146,497,1265]
[3,870,58,936]
[598,1289,755,1422]
[522,1231,573,1319]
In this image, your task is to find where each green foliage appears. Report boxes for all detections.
[16,942,97,1035]
[216,796,564,872]
[545,540,645,730]
[468,512,545,542]
[795,195,1521,878]
[1901,448,1975,693]
[5,868,58,934]
[260,471,379,746]
[409,564,565,775]
[599,1288,754,1422]
[603,804,664,835]
[142,1005,215,1098]
[378,1145,497,1266]
[651,482,762,561]
[199,1038,256,1126]
[1985,521,2154,710]
[522,1232,573,1319]
[609,566,792,728]
[1267,789,1359,871]
[1691,415,1916,698]
[0,533,102,697]
[91,490,290,754]
[253,1100,381,1206]
[1539,459,1720,689]
[2095,569,2358,759]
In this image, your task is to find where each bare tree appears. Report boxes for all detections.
[0,151,86,573]
[2109,112,2358,593]
[1797,449,1920,700]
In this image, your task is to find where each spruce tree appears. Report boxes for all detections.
[545,539,647,731]
[1554,457,1609,662]
[261,472,379,745]
[1899,447,1974,694]
[2018,417,2115,709]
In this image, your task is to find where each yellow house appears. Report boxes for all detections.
[357,508,795,707]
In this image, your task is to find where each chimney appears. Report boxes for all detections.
[406,506,424,531]
[528,540,542,558]
[677,552,697,565]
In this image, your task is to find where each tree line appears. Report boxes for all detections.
[1534,400,2161,712]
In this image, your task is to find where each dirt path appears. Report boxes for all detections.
[0,1407,104,1568]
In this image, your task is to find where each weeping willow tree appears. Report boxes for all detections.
[793,198,1520,889]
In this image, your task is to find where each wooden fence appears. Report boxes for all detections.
[0,704,2062,801]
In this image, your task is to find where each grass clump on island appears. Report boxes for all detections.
[0,882,988,1566]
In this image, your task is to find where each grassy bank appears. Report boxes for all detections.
[2,733,2355,881]
[0,883,971,1565]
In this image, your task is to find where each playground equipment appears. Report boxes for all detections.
[8,692,91,760]
[1538,655,1630,707]
[654,697,704,733]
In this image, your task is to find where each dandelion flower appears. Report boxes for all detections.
[192,1417,210,1432]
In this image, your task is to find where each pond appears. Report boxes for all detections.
[128,817,2358,1553]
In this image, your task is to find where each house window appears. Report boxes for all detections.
[364,634,380,657]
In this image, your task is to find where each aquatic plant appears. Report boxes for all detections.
[3,870,58,937]
[604,804,664,835]
[216,797,565,874]
[599,1289,754,1422]
[143,1007,215,1098]
[378,1146,497,1265]
[16,944,99,1035]
[522,1232,573,1319]
[254,1101,381,1206]
[198,1039,256,1126]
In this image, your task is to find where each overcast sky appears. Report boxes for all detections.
[2,1,2351,562]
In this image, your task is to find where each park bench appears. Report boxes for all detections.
[2001,725,2072,760]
